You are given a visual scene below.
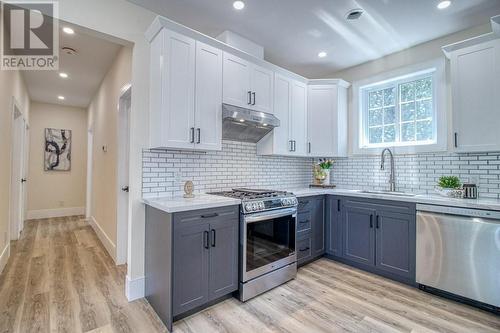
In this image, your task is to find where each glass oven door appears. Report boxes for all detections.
[242,208,297,282]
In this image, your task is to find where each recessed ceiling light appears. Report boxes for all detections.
[233,1,245,10]
[62,27,74,34]
[59,72,68,78]
[437,1,451,9]
[318,51,327,58]
[57,95,65,100]
[345,8,364,20]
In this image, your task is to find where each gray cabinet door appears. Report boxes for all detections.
[311,196,325,257]
[326,196,342,257]
[173,219,210,316]
[208,217,239,300]
[343,203,375,266]
[375,210,415,279]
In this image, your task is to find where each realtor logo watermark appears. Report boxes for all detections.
[1,1,59,70]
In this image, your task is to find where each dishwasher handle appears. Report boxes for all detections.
[416,204,500,220]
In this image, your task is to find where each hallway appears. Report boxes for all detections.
[0,217,165,333]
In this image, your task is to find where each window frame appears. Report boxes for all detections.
[361,69,438,149]
[350,59,448,156]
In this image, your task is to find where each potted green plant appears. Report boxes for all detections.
[436,176,464,198]
[315,159,334,185]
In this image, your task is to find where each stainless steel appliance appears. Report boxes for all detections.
[222,104,280,143]
[209,188,297,301]
[416,204,500,310]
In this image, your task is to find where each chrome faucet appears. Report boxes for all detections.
[380,148,396,192]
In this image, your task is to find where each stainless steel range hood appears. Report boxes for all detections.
[222,104,280,143]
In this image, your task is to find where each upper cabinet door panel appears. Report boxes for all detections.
[223,52,251,108]
[452,40,500,152]
[195,42,223,151]
[163,30,196,149]
[273,74,292,154]
[308,85,336,156]
[251,64,274,113]
[290,81,307,155]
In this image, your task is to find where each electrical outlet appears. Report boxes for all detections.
[174,171,181,183]
[59,200,65,207]
[469,175,480,186]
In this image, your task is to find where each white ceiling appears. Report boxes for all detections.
[23,22,122,108]
[128,0,500,78]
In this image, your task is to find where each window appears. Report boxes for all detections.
[361,70,436,148]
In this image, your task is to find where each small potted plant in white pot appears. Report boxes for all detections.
[435,176,464,198]
[315,159,334,185]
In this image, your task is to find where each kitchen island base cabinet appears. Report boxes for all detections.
[145,205,239,332]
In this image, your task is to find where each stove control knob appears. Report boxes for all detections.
[245,203,253,212]
[252,203,258,211]
[258,202,265,210]
[282,198,289,206]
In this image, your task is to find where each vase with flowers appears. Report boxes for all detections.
[314,159,334,185]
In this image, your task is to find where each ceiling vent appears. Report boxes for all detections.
[61,46,78,55]
[345,8,364,20]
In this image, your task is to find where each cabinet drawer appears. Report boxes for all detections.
[298,198,312,213]
[297,236,312,264]
[297,211,312,233]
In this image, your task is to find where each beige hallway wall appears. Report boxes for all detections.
[27,103,87,217]
[87,46,132,258]
[0,69,30,271]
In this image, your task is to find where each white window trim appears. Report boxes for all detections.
[351,58,448,155]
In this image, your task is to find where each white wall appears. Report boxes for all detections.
[87,46,132,261]
[0,70,30,274]
[55,0,156,300]
[27,102,87,219]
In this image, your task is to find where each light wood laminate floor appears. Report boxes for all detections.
[1,216,499,333]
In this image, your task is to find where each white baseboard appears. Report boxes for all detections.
[0,243,10,275]
[27,206,85,220]
[89,216,116,263]
[126,274,145,301]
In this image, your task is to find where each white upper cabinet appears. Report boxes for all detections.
[149,28,222,151]
[222,53,251,108]
[250,65,274,113]
[447,39,500,152]
[307,81,349,157]
[223,52,274,113]
[195,41,223,151]
[257,74,307,156]
[290,80,308,155]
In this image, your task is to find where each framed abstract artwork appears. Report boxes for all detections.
[44,128,72,171]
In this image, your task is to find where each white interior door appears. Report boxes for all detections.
[116,87,131,265]
[10,103,26,240]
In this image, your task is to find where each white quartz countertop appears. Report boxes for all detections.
[143,188,500,213]
[288,188,500,211]
[142,194,241,213]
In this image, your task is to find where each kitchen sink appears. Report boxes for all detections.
[356,190,417,197]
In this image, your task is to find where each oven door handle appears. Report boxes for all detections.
[244,208,297,224]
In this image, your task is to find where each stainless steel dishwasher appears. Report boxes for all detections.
[416,204,500,310]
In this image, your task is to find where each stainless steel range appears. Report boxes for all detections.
[209,188,298,301]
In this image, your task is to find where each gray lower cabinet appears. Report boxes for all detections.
[145,205,239,332]
[325,196,342,257]
[297,195,325,266]
[334,196,416,284]
[342,203,376,266]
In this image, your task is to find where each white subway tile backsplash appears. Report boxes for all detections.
[142,140,314,197]
[142,141,500,199]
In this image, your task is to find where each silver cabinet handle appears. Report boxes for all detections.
[293,140,296,152]
[248,91,252,105]
[454,132,458,148]
[252,92,256,105]
[197,128,201,144]
[190,127,195,143]
[308,142,311,154]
